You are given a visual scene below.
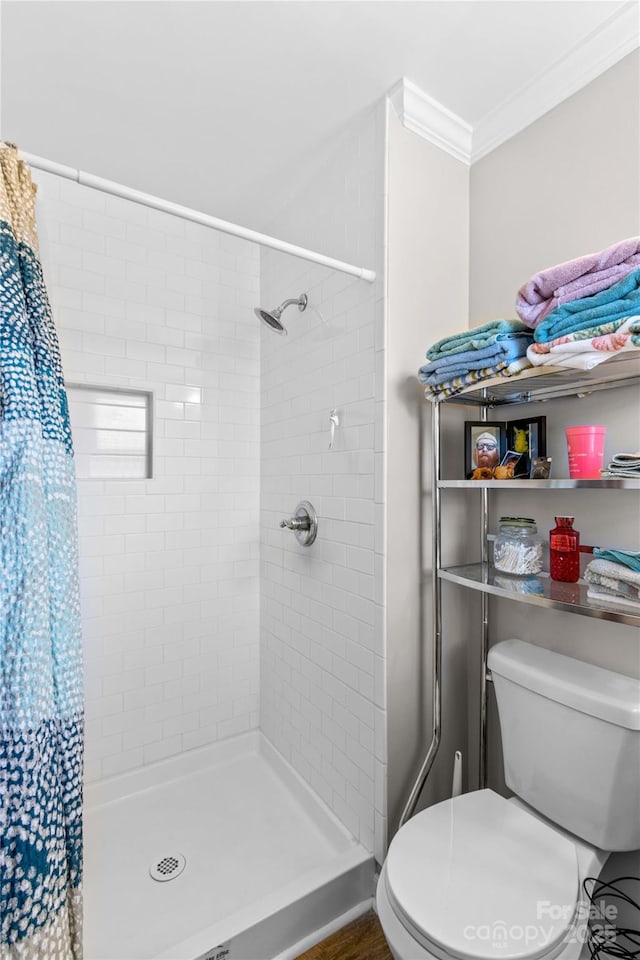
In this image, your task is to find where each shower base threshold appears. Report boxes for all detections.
[83,731,373,960]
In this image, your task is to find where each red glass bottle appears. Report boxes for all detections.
[549,516,580,582]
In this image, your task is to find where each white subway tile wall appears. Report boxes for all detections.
[35,170,261,782]
[259,256,384,857]
[259,104,386,857]
[32,103,388,857]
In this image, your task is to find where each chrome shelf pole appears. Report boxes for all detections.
[399,399,442,826]
[479,391,489,789]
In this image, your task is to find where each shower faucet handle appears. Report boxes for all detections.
[280,516,310,531]
[278,501,318,547]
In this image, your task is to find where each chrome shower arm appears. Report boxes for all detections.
[277,297,305,314]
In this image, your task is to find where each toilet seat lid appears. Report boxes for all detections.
[386,790,579,960]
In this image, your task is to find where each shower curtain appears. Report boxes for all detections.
[0,144,83,958]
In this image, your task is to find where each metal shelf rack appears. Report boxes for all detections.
[400,356,640,827]
[439,563,640,628]
[439,478,640,490]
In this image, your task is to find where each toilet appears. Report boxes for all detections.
[377,639,640,960]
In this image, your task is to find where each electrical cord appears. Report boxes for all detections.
[584,876,640,960]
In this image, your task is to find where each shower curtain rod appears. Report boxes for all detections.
[22,152,377,283]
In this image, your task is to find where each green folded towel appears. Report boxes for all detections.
[426,319,529,361]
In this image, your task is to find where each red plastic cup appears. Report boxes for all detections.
[565,425,606,479]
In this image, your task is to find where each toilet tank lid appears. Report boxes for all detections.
[488,639,640,730]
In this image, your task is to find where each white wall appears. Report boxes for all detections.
[35,170,261,782]
[385,106,472,839]
[468,49,640,844]
[259,104,386,857]
[470,50,640,325]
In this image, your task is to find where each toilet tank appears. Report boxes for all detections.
[488,639,640,851]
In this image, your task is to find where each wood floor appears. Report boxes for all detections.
[296,910,393,960]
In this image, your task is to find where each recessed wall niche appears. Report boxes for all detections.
[66,384,152,480]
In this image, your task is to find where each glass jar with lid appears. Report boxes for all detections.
[493,517,544,576]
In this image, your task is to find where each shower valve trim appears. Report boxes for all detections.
[279,501,318,547]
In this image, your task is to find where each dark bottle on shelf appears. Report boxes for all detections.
[549,516,580,583]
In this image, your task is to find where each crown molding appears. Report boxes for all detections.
[388,78,472,165]
[388,1,639,166]
[471,1,639,162]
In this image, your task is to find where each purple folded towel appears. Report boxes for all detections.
[516,237,640,329]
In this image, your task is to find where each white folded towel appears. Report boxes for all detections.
[587,587,640,610]
[586,557,640,588]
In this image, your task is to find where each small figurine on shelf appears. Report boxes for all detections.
[549,516,580,583]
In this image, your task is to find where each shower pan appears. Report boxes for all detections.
[83,734,371,960]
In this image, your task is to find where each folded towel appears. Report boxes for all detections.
[530,316,632,349]
[609,451,640,470]
[588,559,640,588]
[601,452,640,478]
[584,567,640,601]
[426,319,529,361]
[601,468,640,478]
[608,453,640,466]
[587,580,640,602]
[424,356,532,402]
[587,587,640,611]
[592,549,640,573]
[517,237,640,329]
[533,269,640,343]
[526,316,640,370]
[631,318,640,344]
[419,334,532,385]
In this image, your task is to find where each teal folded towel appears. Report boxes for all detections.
[426,319,529,361]
[593,548,640,572]
[534,269,640,343]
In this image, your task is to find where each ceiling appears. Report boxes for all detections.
[1,1,634,232]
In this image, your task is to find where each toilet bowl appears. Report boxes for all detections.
[376,790,608,960]
[376,641,640,960]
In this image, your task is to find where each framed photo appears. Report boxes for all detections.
[495,449,526,479]
[465,422,505,478]
[505,416,547,477]
[530,456,553,480]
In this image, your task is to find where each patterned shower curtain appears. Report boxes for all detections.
[0,144,83,958]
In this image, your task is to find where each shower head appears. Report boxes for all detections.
[254,294,308,335]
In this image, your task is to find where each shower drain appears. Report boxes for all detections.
[149,853,186,882]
